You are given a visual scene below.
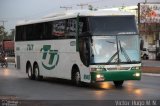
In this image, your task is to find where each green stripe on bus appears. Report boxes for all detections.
[91,70,141,81]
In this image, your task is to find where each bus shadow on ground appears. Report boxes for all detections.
[39,77,123,90]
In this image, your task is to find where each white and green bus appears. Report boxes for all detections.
[15,10,141,87]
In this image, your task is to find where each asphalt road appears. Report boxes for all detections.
[0,64,160,105]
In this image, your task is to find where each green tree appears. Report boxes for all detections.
[88,5,93,10]
[88,5,97,11]
[0,25,4,35]
[7,29,15,40]
[0,25,8,41]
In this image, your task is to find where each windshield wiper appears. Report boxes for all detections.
[107,38,132,64]
[107,51,119,64]
[119,40,131,62]
[107,36,119,64]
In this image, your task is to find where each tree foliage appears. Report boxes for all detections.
[0,25,4,35]
[0,26,9,41]
[88,5,98,11]
[7,29,15,40]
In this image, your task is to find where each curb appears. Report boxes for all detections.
[142,73,160,77]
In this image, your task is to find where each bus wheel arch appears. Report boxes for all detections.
[33,62,43,81]
[71,64,81,86]
[26,61,34,80]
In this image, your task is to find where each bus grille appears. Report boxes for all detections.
[106,67,130,71]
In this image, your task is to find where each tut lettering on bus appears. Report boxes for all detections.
[27,44,34,51]
[40,45,59,70]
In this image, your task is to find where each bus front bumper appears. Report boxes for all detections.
[91,70,141,83]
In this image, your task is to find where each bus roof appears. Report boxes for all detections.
[16,10,134,26]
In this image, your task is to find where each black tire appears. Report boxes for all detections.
[33,64,43,81]
[27,64,34,80]
[113,81,124,88]
[4,61,8,68]
[5,62,8,68]
[72,69,81,86]
[143,54,148,60]
[1,61,8,68]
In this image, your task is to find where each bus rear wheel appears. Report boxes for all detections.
[113,81,124,88]
[27,65,34,80]
[34,64,43,81]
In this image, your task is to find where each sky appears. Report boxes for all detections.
[0,0,159,32]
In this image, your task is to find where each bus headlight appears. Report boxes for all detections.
[5,57,8,60]
[96,74,104,81]
[133,73,140,77]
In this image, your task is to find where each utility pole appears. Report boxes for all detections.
[145,0,147,3]
[0,20,7,35]
[60,6,72,10]
[77,3,88,9]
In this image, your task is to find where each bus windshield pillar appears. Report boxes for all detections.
[76,13,80,51]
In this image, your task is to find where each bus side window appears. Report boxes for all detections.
[16,26,25,41]
[79,17,89,35]
[44,22,53,40]
[52,20,66,39]
[66,18,76,38]
[26,25,34,40]
[79,37,90,67]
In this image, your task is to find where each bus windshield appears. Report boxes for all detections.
[91,35,140,64]
[89,16,138,35]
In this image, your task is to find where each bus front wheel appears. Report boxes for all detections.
[113,81,124,88]
[72,69,81,86]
